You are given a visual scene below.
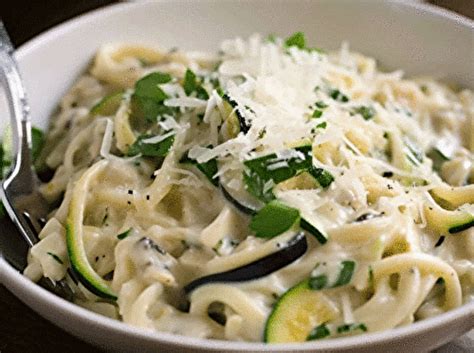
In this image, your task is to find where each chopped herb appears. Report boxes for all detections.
[285,32,306,49]
[309,260,356,290]
[308,167,334,188]
[117,228,132,240]
[337,323,367,334]
[434,235,445,247]
[47,252,64,265]
[352,106,375,120]
[243,145,333,202]
[308,275,328,290]
[333,260,356,287]
[329,89,349,102]
[284,32,323,53]
[183,69,209,100]
[382,171,394,178]
[316,122,327,129]
[307,323,330,341]
[312,109,323,118]
[315,101,328,109]
[420,85,428,94]
[250,200,300,238]
[180,151,218,186]
[132,72,174,122]
[127,133,175,157]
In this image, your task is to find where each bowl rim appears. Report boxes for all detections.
[1,0,473,350]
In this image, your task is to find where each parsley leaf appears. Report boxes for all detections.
[127,133,175,157]
[329,89,349,103]
[180,151,218,186]
[183,69,209,100]
[132,72,174,122]
[285,32,306,49]
[332,260,356,287]
[307,323,331,341]
[243,145,334,201]
[117,228,132,240]
[312,109,323,118]
[308,275,328,290]
[250,200,300,238]
[352,105,375,120]
[337,323,367,334]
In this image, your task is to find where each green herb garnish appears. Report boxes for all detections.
[316,122,327,129]
[352,106,375,120]
[285,32,306,49]
[183,69,209,100]
[132,72,174,122]
[307,323,330,341]
[308,275,328,290]
[284,32,323,53]
[127,133,175,157]
[312,109,323,118]
[243,145,333,202]
[250,200,300,238]
[333,260,356,287]
[180,151,218,186]
[329,89,349,103]
[337,323,367,334]
[117,228,132,240]
[315,101,328,109]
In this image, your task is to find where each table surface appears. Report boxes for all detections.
[0,1,472,352]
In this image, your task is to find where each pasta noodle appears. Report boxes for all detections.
[23,33,473,342]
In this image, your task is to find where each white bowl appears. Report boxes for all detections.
[0,1,473,352]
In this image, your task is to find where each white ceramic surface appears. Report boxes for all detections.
[0,1,473,352]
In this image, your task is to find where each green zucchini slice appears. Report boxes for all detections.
[264,279,338,343]
[66,160,117,300]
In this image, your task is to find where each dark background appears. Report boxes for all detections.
[0,1,472,352]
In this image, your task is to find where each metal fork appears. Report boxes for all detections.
[0,22,74,300]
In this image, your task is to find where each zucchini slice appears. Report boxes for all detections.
[90,91,124,116]
[219,171,263,215]
[265,279,338,343]
[66,160,117,300]
[220,94,251,139]
[424,204,474,235]
[184,232,307,294]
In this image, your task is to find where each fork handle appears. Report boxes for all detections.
[0,49,35,193]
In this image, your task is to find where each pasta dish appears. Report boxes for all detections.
[17,33,473,342]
